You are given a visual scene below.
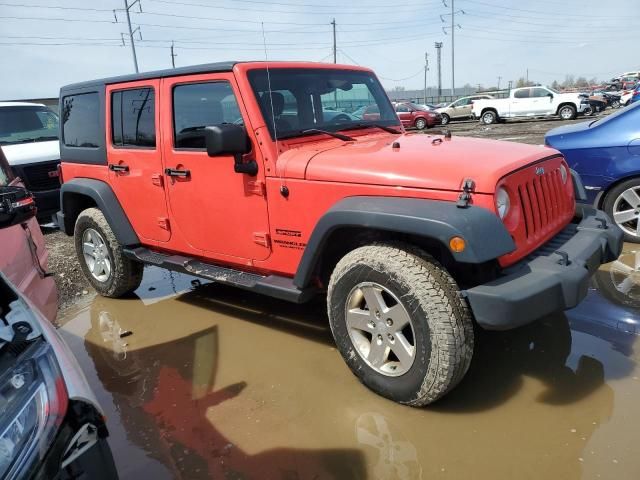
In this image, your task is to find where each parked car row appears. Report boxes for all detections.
[0,146,118,479]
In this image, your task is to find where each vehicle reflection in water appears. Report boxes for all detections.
[56,243,640,479]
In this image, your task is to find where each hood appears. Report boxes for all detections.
[285,133,559,194]
[2,140,60,166]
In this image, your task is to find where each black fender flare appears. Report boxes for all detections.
[293,196,515,288]
[58,178,139,246]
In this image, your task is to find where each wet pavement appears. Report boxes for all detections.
[55,243,640,480]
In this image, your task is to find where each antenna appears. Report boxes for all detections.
[261,22,288,196]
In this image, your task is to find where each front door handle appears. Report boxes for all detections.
[108,164,129,173]
[165,168,191,178]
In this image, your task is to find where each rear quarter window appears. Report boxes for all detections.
[62,92,101,148]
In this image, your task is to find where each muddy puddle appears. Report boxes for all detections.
[55,244,640,480]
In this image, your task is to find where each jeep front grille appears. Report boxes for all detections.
[517,165,572,240]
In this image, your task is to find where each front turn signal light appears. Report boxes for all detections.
[449,236,466,253]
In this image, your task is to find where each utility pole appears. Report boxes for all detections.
[508,80,513,95]
[423,52,429,104]
[170,41,177,68]
[451,0,454,95]
[123,0,141,73]
[526,68,529,85]
[441,1,464,96]
[497,75,502,90]
[331,18,337,64]
[435,42,443,98]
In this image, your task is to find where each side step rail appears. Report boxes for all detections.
[123,247,315,303]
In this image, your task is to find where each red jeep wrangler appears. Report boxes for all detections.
[56,62,622,406]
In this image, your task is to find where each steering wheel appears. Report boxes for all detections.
[329,113,352,124]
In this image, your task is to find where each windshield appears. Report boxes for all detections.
[247,68,398,139]
[0,106,59,146]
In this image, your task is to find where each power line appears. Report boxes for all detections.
[461,0,628,20]
[145,0,443,12]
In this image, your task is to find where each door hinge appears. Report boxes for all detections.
[253,232,270,248]
[151,174,164,187]
[247,180,266,197]
[456,178,476,208]
[158,217,170,231]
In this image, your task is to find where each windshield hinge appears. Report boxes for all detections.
[247,180,266,197]
[456,178,476,208]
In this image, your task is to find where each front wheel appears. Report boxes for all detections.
[327,243,474,406]
[414,118,427,130]
[603,178,640,243]
[558,104,577,120]
[611,99,621,109]
[440,113,450,125]
[74,208,143,297]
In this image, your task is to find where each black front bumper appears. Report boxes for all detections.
[465,205,623,330]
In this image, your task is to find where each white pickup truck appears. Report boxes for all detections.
[471,86,590,124]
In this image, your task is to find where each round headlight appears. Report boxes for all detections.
[560,165,568,184]
[496,187,511,219]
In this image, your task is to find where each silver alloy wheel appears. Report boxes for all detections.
[559,106,574,120]
[612,186,640,239]
[82,228,112,282]
[481,112,495,124]
[415,118,426,129]
[345,282,416,377]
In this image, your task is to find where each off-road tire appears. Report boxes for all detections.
[611,99,621,109]
[414,118,427,130]
[440,113,450,125]
[327,242,474,406]
[480,110,497,125]
[74,208,143,297]
[558,104,577,120]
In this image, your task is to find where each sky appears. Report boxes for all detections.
[1,0,639,99]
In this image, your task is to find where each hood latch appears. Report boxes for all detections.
[456,179,476,208]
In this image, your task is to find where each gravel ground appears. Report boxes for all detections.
[43,111,615,310]
[43,227,95,309]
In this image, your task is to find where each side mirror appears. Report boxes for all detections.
[204,124,256,175]
[547,93,554,98]
[205,124,250,157]
[0,185,36,229]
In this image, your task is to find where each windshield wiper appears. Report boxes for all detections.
[340,123,402,134]
[30,136,58,142]
[300,129,355,141]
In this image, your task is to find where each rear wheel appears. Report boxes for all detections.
[327,243,474,406]
[440,113,450,125]
[480,110,497,125]
[74,208,143,297]
[558,104,577,120]
[611,99,621,109]
[603,178,640,243]
[414,118,427,130]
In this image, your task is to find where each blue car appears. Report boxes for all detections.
[545,102,640,243]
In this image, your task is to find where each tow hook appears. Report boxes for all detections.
[555,250,570,266]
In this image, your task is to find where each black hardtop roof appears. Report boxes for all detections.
[60,60,238,92]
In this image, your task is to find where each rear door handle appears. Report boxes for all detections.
[108,164,129,172]
[165,168,191,178]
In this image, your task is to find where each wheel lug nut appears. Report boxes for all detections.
[374,310,381,319]
[388,334,394,342]
[377,334,383,343]
[386,319,393,327]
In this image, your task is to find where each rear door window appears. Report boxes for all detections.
[112,88,156,148]
[514,89,531,99]
[62,93,101,148]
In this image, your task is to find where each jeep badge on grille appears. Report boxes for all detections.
[535,166,545,176]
